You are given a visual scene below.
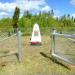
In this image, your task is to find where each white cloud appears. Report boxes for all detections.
[41,5,51,13]
[0,0,47,18]
[70,0,75,5]
[0,12,8,16]
[16,0,47,17]
[16,0,46,12]
[0,2,16,12]
[1,0,63,19]
[0,12,9,18]
[0,0,61,19]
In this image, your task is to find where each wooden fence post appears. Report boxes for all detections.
[52,29,56,54]
[17,30,21,62]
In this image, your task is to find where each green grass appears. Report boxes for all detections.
[0,36,75,75]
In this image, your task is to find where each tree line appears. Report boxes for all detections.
[0,7,75,34]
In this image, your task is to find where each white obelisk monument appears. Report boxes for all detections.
[31,23,42,45]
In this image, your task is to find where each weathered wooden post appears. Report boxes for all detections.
[17,29,21,62]
[51,29,56,54]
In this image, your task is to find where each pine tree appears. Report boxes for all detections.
[12,6,20,32]
[23,11,32,19]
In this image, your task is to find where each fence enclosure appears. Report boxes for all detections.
[51,30,75,66]
[0,30,21,62]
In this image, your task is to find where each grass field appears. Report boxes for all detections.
[0,35,75,75]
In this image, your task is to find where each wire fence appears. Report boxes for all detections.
[0,29,21,62]
[51,30,75,65]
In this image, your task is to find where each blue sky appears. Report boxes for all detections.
[0,0,75,18]
[46,0,75,16]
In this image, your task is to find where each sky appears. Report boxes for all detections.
[0,0,75,18]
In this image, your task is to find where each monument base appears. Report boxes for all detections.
[31,42,42,46]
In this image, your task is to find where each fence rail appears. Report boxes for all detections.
[0,30,21,62]
[51,30,75,66]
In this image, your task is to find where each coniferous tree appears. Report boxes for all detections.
[12,6,20,32]
[23,11,32,19]
[51,9,54,16]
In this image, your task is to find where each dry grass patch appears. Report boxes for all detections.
[0,36,75,75]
